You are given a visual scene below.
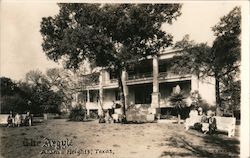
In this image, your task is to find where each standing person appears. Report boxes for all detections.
[7,111,14,127]
[15,113,22,127]
[24,111,32,126]
[104,110,111,123]
[109,101,115,119]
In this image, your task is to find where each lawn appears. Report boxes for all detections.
[0,119,240,158]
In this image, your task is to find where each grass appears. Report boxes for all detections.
[0,119,240,158]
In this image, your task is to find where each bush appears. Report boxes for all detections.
[69,107,86,121]
[190,90,216,114]
[1,94,28,114]
[198,101,216,114]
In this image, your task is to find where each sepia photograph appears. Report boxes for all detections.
[0,1,249,158]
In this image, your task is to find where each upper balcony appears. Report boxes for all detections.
[101,71,191,88]
[85,55,192,89]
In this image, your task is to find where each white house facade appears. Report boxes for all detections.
[72,49,216,117]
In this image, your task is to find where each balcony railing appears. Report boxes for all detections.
[110,78,118,83]
[92,71,191,88]
[108,71,184,83]
[128,72,153,80]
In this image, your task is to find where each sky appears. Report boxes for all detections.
[0,1,243,81]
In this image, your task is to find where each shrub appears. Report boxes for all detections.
[198,102,216,113]
[69,107,86,121]
[190,90,216,114]
[169,91,187,124]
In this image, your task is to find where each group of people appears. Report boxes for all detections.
[99,101,124,123]
[189,107,217,134]
[7,111,32,127]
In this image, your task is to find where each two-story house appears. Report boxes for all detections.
[73,48,216,117]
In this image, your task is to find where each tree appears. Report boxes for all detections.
[1,94,28,114]
[25,70,49,88]
[40,4,182,118]
[169,86,187,124]
[211,6,241,111]
[0,77,31,114]
[170,7,241,115]
[221,80,240,113]
[24,70,64,114]
[0,77,18,96]
[170,35,211,79]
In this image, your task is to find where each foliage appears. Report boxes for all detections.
[40,4,182,68]
[170,7,241,110]
[1,94,28,114]
[169,92,187,109]
[45,68,75,111]
[188,90,216,114]
[0,77,18,96]
[40,4,182,116]
[1,70,64,114]
[210,6,241,80]
[171,35,211,78]
[25,70,49,87]
[69,106,86,121]
[211,6,241,110]
[169,91,187,123]
[44,67,100,113]
[24,70,60,113]
[0,77,29,114]
[221,80,240,111]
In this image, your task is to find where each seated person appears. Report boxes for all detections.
[208,112,217,134]
[201,113,209,134]
[198,107,203,115]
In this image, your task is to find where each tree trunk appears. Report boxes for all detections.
[215,72,222,116]
[99,86,104,115]
[117,69,126,116]
[215,78,221,107]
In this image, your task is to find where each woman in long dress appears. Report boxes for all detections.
[15,113,22,127]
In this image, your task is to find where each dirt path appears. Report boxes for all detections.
[0,119,240,158]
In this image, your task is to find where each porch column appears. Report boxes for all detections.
[122,70,129,109]
[87,90,90,102]
[151,55,160,115]
[86,90,90,116]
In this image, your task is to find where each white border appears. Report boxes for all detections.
[240,2,250,158]
[1,0,249,157]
